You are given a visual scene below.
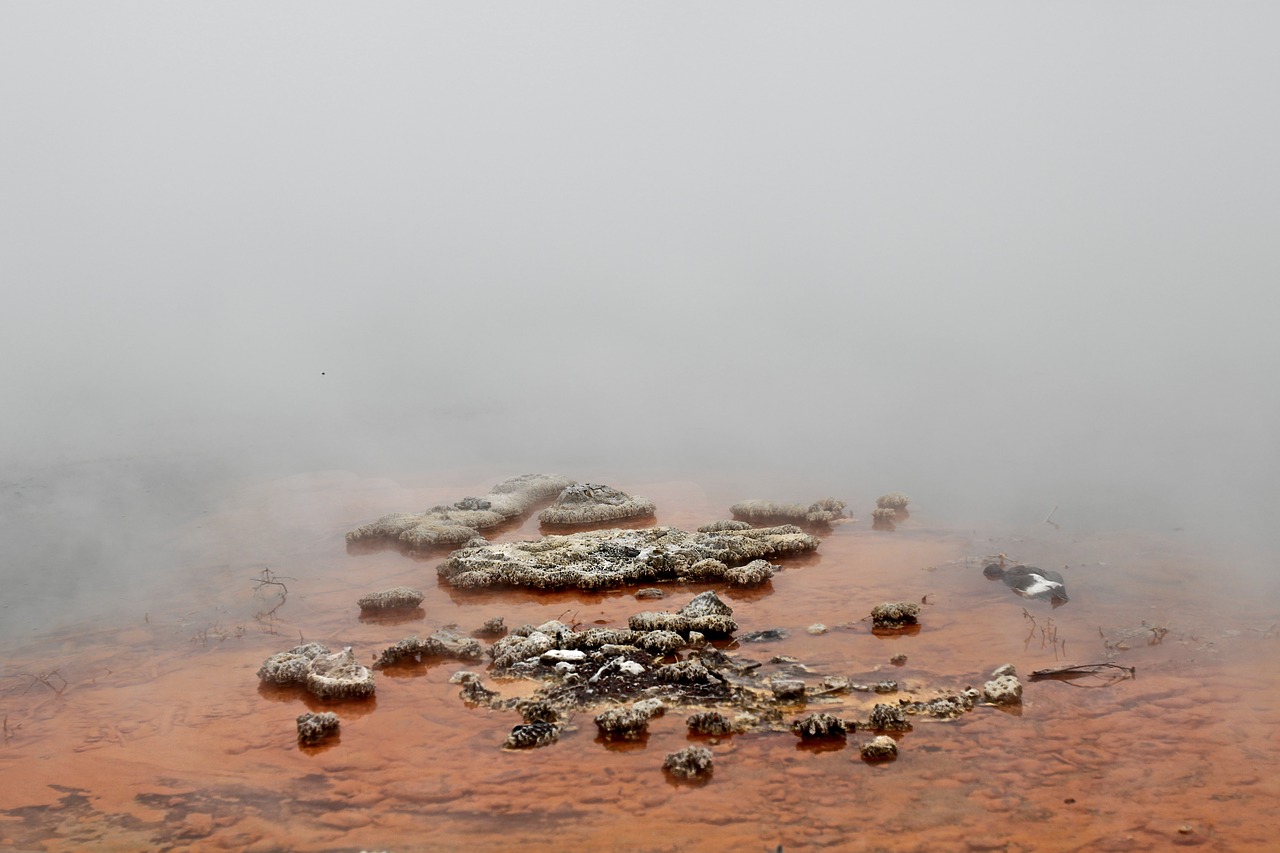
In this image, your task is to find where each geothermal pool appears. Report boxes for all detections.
[2,472,1277,852]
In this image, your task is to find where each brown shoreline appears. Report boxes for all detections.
[2,474,1278,851]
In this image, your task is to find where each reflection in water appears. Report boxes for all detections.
[1,472,1279,851]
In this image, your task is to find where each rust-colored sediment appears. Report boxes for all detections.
[2,473,1278,852]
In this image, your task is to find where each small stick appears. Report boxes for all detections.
[1044,505,1060,529]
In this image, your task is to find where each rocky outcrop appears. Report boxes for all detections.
[436,525,815,590]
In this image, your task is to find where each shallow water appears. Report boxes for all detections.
[2,472,1278,852]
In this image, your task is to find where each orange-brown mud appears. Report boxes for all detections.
[2,472,1278,852]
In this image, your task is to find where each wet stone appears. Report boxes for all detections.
[296,711,340,744]
[860,735,899,761]
[771,678,807,701]
[663,746,714,780]
[868,703,913,732]
[687,710,736,736]
[504,722,560,749]
[538,483,656,525]
[982,674,1024,705]
[791,713,848,740]
[871,601,920,629]
[356,586,425,611]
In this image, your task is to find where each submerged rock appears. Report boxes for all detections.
[436,525,817,590]
[357,586,425,611]
[347,473,574,549]
[305,647,376,700]
[870,601,920,629]
[663,746,714,780]
[538,483,656,525]
[296,711,340,744]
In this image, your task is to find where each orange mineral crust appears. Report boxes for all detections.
[2,473,1278,852]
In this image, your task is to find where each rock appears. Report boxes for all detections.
[890,654,908,666]
[347,473,575,549]
[504,721,559,749]
[991,663,1017,678]
[771,678,806,701]
[296,711,340,744]
[356,586,424,611]
[867,703,912,732]
[436,525,817,590]
[730,498,848,524]
[475,617,507,636]
[305,647,376,700]
[724,559,776,586]
[635,587,665,600]
[257,643,331,685]
[741,628,790,643]
[697,519,753,532]
[594,705,654,740]
[876,493,910,510]
[870,602,920,629]
[807,623,828,635]
[982,674,1024,705]
[658,660,717,685]
[687,710,736,735]
[634,630,687,656]
[860,735,898,761]
[538,483,656,525]
[791,713,848,739]
[374,629,485,667]
[663,746,714,779]
[679,590,734,619]
[541,649,587,663]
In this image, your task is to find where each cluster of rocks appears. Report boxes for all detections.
[872,493,910,530]
[346,473,574,549]
[436,525,816,590]
[538,483,656,526]
[258,644,375,700]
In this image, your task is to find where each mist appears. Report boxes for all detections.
[3,4,1279,637]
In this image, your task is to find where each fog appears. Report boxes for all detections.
[2,4,1278,637]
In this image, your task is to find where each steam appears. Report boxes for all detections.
[2,4,1278,637]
